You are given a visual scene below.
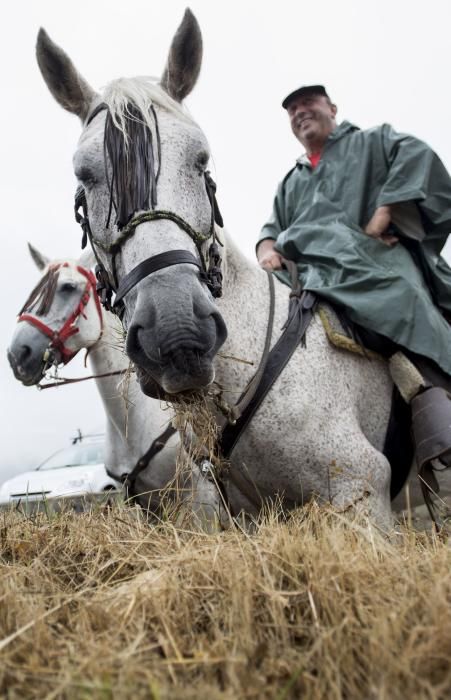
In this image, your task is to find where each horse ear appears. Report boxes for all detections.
[36,28,96,121]
[160,8,203,102]
[28,243,50,271]
[78,248,95,270]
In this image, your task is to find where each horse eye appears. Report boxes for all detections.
[60,282,77,293]
[195,152,209,172]
[75,166,97,187]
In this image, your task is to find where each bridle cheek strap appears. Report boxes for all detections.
[18,266,103,365]
[83,266,104,330]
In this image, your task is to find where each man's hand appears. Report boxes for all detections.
[257,239,284,270]
[364,205,399,247]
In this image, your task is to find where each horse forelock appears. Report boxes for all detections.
[19,261,85,318]
[19,266,61,317]
[101,76,196,141]
[101,77,199,230]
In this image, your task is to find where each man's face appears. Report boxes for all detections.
[287,94,337,150]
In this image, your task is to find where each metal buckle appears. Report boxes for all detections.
[95,264,113,311]
[207,242,223,298]
[199,459,216,481]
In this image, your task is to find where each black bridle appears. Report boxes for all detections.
[74,102,224,318]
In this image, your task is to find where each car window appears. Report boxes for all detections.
[38,444,105,471]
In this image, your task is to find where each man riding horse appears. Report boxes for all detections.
[257,84,451,474]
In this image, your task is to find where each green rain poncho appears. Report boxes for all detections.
[258,121,451,375]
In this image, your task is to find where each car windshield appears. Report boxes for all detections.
[37,443,105,471]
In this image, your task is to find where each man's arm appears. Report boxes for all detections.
[257,183,287,270]
[364,205,399,246]
[363,126,451,313]
[374,124,451,254]
[256,238,284,270]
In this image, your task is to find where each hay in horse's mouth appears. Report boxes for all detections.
[133,366,225,468]
[171,391,219,454]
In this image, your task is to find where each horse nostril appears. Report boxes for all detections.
[126,324,141,353]
[18,345,32,363]
[7,346,31,374]
[126,324,148,363]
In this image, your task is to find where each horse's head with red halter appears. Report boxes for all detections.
[8,261,103,385]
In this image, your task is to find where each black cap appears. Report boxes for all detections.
[282,85,329,110]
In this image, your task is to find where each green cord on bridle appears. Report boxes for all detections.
[92,209,212,256]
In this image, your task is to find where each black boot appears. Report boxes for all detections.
[411,386,451,471]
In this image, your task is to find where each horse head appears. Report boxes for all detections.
[36,10,227,398]
[8,244,103,385]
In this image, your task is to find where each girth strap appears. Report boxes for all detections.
[114,250,203,308]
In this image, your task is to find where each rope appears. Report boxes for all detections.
[318,307,382,360]
[37,369,126,390]
[93,210,211,255]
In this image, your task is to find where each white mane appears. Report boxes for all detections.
[101,76,196,143]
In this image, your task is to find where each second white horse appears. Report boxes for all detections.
[8,244,221,519]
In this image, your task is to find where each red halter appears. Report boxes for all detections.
[18,264,103,365]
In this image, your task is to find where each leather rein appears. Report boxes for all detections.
[37,369,126,391]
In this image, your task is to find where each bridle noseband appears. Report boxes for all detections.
[74,102,224,318]
[18,263,103,366]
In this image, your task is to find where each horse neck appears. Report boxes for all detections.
[220,231,276,324]
[87,310,128,377]
[215,232,285,387]
[87,311,130,432]
[87,311,171,457]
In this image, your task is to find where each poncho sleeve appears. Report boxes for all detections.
[376,124,451,239]
[257,180,288,250]
[376,123,451,311]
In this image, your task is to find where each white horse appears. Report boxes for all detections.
[35,10,407,529]
[7,244,221,519]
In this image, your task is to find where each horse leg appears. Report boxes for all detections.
[187,464,230,531]
[324,423,393,531]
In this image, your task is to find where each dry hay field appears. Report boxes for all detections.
[1,502,451,699]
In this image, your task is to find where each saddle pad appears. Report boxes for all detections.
[318,305,381,360]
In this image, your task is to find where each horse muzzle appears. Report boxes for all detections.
[128,314,227,395]
[131,340,218,395]
[7,346,49,386]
